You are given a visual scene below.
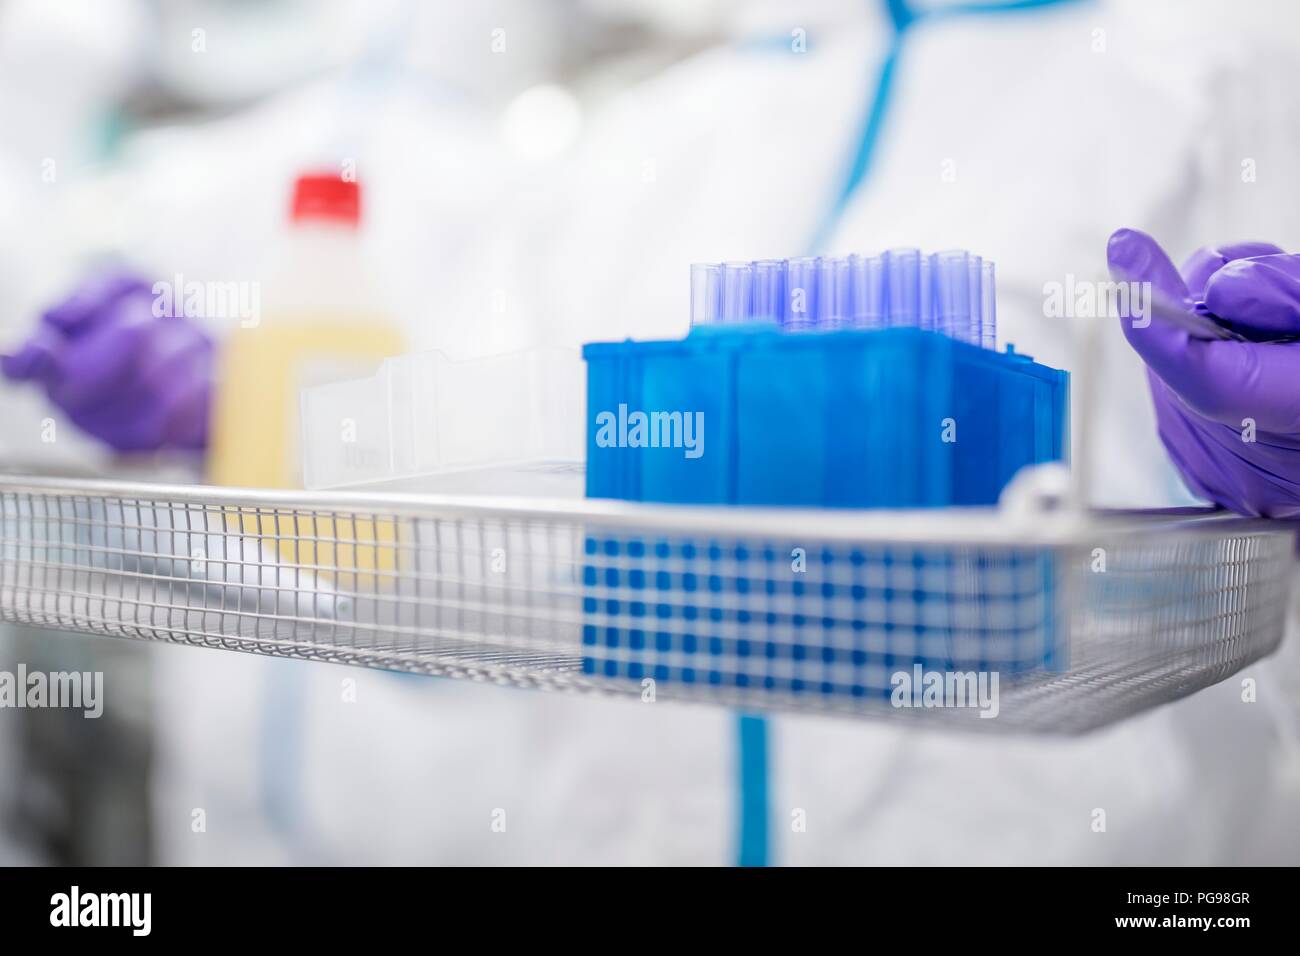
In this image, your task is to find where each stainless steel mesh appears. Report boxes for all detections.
[0,476,1291,733]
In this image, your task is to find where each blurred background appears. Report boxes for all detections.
[2,0,1299,865]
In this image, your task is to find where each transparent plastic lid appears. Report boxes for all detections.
[300,347,585,492]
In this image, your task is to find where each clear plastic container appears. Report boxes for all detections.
[300,346,585,494]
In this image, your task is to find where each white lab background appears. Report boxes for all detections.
[1,0,1298,865]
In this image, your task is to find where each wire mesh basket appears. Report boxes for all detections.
[0,474,1292,733]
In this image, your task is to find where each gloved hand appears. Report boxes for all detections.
[1107,228,1300,517]
[1,270,213,452]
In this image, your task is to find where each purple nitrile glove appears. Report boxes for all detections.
[1107,227,1300,518]
[1,270,214,452]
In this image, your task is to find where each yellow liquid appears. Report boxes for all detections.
[207,315,406,584]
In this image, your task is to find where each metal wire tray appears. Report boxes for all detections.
[0,474,1292,733]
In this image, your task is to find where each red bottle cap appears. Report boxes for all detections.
[290,173,360,225]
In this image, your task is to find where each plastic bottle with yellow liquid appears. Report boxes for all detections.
[208,172,404,580]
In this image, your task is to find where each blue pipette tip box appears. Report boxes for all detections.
[580,323,1068,697]
[583,324,1067,508]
